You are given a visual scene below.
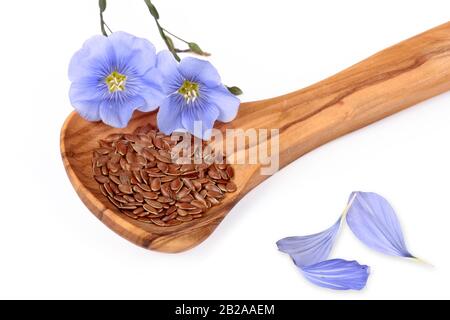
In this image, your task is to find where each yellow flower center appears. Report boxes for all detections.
[105,71,127,93]
[178,80,199,103]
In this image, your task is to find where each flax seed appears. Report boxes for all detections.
[92,125,237,226]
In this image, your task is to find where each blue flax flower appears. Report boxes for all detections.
[156,51,240,139]
[69,32,164,127]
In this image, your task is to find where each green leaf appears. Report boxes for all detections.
[227,86,243,96]
[188,42,211,56]
[144,0,159,19]
[166,36,175,52]
[163,35,180,61]
[99,0,107,13]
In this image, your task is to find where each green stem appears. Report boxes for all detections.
[162,28,190,44]
[99,0,112,36]
[154,19,180,61]
[104,22,113,34]
[100,12,108,36]
[175,48,192,53]
[143,0,180,60]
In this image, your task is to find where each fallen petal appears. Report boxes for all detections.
[301,259,370,290]
[346,192,414,258]
[277,218,341,267]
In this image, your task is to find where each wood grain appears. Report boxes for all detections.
[61,22,450,252]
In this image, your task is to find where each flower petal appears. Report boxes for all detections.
[99,95,145,128]
[138,68,165,111]
[156,95,184,135]
[277,218,341,267]
[179,57,221,88]
[156,50,183,94]
[206,85,240,122]
[346,192,413,258]
[109,31,156,75]
[141,66,164,88]
[70,98,102,122]
[69,78,104,102]
[69,80,104,121]
[181,103,220,140]
[68,35,114,82]
[156,50,179,78]
[300,259,370,291]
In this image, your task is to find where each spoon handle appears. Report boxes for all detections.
[236,21,450,170]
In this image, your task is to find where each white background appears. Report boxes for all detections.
[0,0,449,299]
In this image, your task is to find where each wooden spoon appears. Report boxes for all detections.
[61,22,450,253]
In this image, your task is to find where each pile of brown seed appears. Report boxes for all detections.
[91,124,237,227]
